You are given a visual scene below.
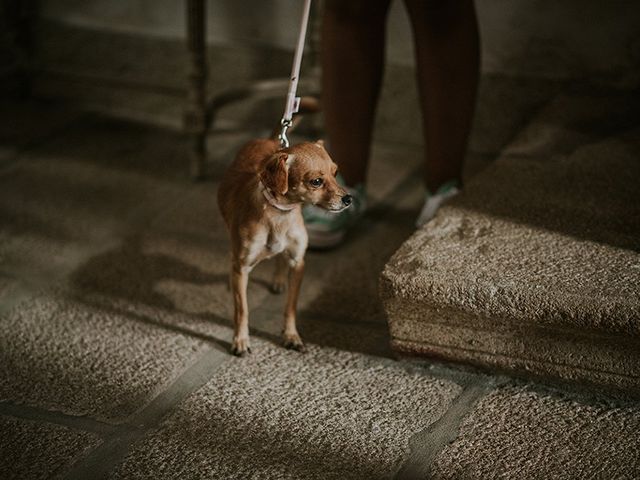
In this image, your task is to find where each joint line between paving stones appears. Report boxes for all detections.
[395,380,494,480]
[0,401,119,435]
[63,345,230,480]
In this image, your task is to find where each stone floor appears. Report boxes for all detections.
[1,92,639,479]
[381,84,640,391]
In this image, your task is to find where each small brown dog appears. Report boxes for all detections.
[218,126,351,356]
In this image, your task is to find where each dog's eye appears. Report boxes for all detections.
[310,177,323,188]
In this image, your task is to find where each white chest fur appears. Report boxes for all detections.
[242,214,306,269]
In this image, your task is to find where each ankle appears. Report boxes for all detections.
[426,178,461,196]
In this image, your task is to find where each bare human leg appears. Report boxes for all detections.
[321,0,392,188]
[403,0,480,193]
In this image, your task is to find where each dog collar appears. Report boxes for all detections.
[260,182,296,212]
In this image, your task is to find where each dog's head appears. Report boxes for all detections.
[260,140,352,212]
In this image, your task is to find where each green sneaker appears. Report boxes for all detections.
[303,181,366,249]
[415,179,460,227]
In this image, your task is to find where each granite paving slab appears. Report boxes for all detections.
[0,147,192,285]
[505,87,640,157]
[382,113,640,391]
[468,74,564,155]
[0,294,208,422]
[16,114,191,180]
[246,303,394,358]
[69,232,234,314]
[0,415,101,480]
[431,385,640,479]
[0,274,35,316]
[110,340,462,480]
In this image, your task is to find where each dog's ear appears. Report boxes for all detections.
[315,139,325,148]
[260,152,292,195]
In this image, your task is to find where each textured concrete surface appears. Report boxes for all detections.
[0,294,208,422]
[382,87,640,391]
[431,385,640,479]
[0,99,460,478]
[0,416,101,480]
[1,85,639,479]
[0,115,192,287]
[111,341,461,480]
[505,87,640,158]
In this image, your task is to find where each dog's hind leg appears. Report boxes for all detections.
[270,253,288,294]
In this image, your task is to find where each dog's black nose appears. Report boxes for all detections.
[342,194,353,206]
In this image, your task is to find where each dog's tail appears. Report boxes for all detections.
[270,96,321,140]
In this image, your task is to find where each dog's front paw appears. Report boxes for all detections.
[231,336,251,357]
[283,333,306,353]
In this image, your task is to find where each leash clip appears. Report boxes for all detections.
[278,118,292,149]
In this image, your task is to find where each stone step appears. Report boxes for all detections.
[381,88,640,393]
